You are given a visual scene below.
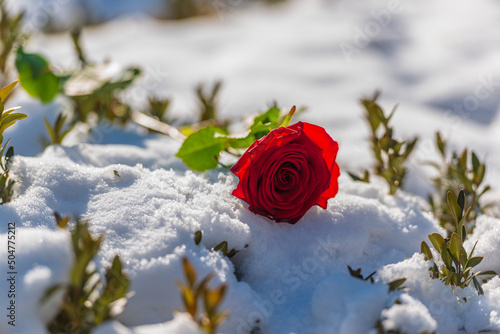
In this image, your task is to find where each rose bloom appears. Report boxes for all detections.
[230,122,340,224]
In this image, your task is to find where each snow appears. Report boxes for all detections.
[380,293,438,334]
[1,0,500,333]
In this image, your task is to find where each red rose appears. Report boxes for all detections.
[230,121,340,224]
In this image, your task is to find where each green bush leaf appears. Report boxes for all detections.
[457,190,465,212]
[388,278,406,292]
[475,163,486,186]
[15,46,60,104]
[466,256,483,269]
[459,245,468,267]
[477,270,497,276]
[450,233,461,261]
[176,126,228,172]
[94,255,130,324]
[0,80,19,103]
[471,152,480,173]
[428,233,445,252]
[420,241,433,261]
[348,170,370,183]
[447,191,462,225]
[214,241,228,256]
[194,231,202,245]
[473,276,484,295]
[469,240,478,260]
[436,132,446,156]
[0,112,27,133]
[441,246,453,270]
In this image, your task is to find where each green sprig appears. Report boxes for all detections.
[428,132,492,235]
[0,80,25,204]
[349,92,418,195]
[42,213,130,333]
[177,257,229,334]
[176,105,298,172]
[421,190,496,295]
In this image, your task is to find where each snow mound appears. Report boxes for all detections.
[2,141,499,333]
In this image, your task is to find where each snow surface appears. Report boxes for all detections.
[2,0,500,333]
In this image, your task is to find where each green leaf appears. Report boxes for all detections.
[178,282,197,315]
[458,149,468,171]
[449,250,460,270]
[388,278,406,292]
[457,207,470,243]
[466,256,483,269]
[457,190,465,212]
[44,117,56,144]
[5,146,14,162]
[194,231,202,245]
[15,46,60,104]
[472,276,484,295]
[1,106,22,117]
[380,136,391,152]
[447,191,462,225]
[459,246,468,268]
[450,233,461,261]
[347,265,362,279]
[477,270,497,276]
[69,220,103,287]
[348,170,370,183]
[93,255,129,324]
[428,233,445,252]
[392,141,403,155]
[471,152,480,173]
[182,257,197,288]
[279,106,296,127]
[421,241,433,261]
[441,246,453,270]
[0,80,19,103]
[475,164,486,186]
[469,241,478,260]
[204,284,226,313]
[386,104,398,123]
[0,138,11,168]
[251,107,280,128]
[0,112,27,133]
[54,212,71,229]
[361,97,384,132]
[436,132,446,156]
[214,241,228,256]
[176,126,228,172]
[478,185,491,197]
[228,122,272,149]
[403,138,418,158]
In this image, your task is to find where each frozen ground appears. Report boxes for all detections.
[2,0,500,333]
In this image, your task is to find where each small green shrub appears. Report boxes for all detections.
[421,190,496,295]
[349,92,418,195]
[0,80,26,204]
[41,213,130,334]
[428,132,492,235]
[177,257,229,334]
[42,112,74,146]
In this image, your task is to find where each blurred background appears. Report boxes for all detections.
[3,0,500,199]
